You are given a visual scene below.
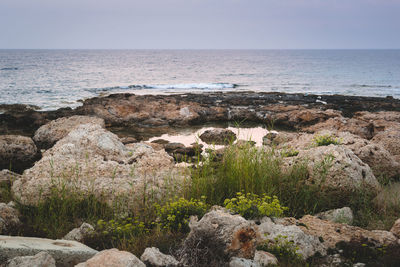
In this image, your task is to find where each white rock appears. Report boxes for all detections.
[140,247,179,266]
[0,235,97,266]
[316,207,354,225]
[63,223,94,243]
[7,251,56,267]
[253,250,278,266]
[229,257,257,267]
[75,248,145,267]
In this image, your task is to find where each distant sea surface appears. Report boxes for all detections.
[1,49,399,110]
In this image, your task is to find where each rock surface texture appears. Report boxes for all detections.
[0,202,21,235]
[0,135,39,173]
[140,247,179,267]
[7,251,56,267]
[179,208,259,266]
[33,115,105,149]
[0,235,97,267]
[75,248,145,267]
[199,128,237,145]
[63,223,94,243]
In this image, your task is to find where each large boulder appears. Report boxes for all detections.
[0,202,21,235]
[0,235,97,266]
[178,208,259,266]
[199,129,237,145]
[287,145,380,193]
[12,124,185,208]
[0,135,39,173]
[140,247,179,267]
[7,251,56,267]
[75,248,145,267]
[371,127,400,163]
[33,116,105,149]
[390,218,400,239]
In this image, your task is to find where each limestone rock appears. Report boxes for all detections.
[316,207,354,225]
[75,248,145,267]
[258,217,326,260]
[0,203,20,235]
[0,135,39,173]
[33,115,105,149]
[0,235,97,266]
[63,223,94,243]
[372,127,400,162]
[12,124,185,208]
[253,250,278,266]
[0,170,20,187]
[7,251,56,267]
[179,209,259,266]
[140,247,179,266]
[229,257,257,267]
[286,145,380,194]
[390,218,400,238]
[199,129,237,145]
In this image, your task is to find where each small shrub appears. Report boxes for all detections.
[280,147,299,157]
[258,235,306,266]
[313,134,341,146]
[155,197,208,232]
[224,192,287,219]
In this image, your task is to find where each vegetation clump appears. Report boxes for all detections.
[224,192,287,219]
[313,134,341,146]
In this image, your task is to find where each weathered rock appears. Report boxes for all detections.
[0,235,97,266]
[0,135,39,173]
[140,247,179,267]
[75,248,145,267]
[253,250,278,266]
[287,145,380,193]
[258,217,326,260]
[371,127,400,162]
[316,207,354,225]
[7,251,56,267]
[12,124,185,208]
[0,170,20,187]
[229,257,257,267]
[179,209,259,266]
[119,136,137,145]
[0,203,21,235]
[298,215,398,250]
[199,129,237,145]
[390,218,400,238]
[33,116,105,149]
[63,223,94,243]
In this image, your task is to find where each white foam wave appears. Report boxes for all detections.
[130,83,237,90]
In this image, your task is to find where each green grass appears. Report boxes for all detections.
[312,134,341,146]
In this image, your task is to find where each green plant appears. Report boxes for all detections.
[280,147,299,157]
[312,134,341,146]
[258,235,306,266]
[155,197,208,232]
[224,192,287,219]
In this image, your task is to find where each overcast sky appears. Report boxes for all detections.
[0,0,399,49]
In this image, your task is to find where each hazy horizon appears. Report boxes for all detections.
[1,0,399,49]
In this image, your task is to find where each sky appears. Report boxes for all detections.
[0,0,399,49]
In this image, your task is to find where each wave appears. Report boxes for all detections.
[1,67,18,71]
[349,84,393,88]
[88,83,238,93]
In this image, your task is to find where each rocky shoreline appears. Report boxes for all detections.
[1,92,400,266]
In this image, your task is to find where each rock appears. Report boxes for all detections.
[0,203,21,235]
[151,139,170,145]
[179,208,259,266]
[63,223,94,243]
[0,170,20,187]
[316,207,354,225]
[298,215,398,250]
[75,248,145,267]
[258,217,326,260]
[140,247,179,266]
[12,124,185,208]
[33,115,105,149]
[371,127,400,162]
[229,257,257,267]
[0,235,97,266]
[0,135,39,173]
[253,250,278,266]
[119,137,137,145]
[199,129,237,145]
[390,218,400,238]
[7,251,56,267]
[286,145,380,194]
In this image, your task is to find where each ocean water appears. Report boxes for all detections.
[0,49,399,110]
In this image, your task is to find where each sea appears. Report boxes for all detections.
[1,49,399,111]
